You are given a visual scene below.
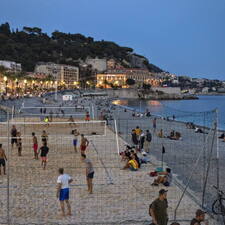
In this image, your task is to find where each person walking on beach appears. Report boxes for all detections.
[11,125,17,148]
[72,129,79,152]
[80,134,89,154]
[39,142,49,170]
[190,209,208,225]
[81,154,94,194]
[0,144,7,175]
[149,189,168,225]
[32,132,38,160]
[17,131,22,156]
[153,118,157,133]
[56,168,73,217]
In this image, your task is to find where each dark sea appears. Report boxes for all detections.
[113,95,225,130]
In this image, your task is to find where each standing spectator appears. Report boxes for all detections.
[149,189,168,225]
[144,130,152,153]
[0,144,7,175]
[153,118,157,133]
[81,154,94,194]
[17,132,22,156]
[139,131,145,151]
[135,126,142,137]
[190,209,208,225]
[32,132,38,160]
[56,168,73,217]
[40,108,43,114]
[11,125,17,148]
[131,129,138,148]
[39,142,49,170]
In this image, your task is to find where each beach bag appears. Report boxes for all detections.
[150,171,157,177]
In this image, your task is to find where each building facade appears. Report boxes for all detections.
[35,63,79,84]
[0,60,22,72]
[96,69,162,88]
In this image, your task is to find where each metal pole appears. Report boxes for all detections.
[7,112,10,225]
[55,83,58,101]
[114,119,120,155]
[216,109,219,189]
[91,104,95,120]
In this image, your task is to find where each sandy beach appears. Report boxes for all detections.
[0,92,220,224]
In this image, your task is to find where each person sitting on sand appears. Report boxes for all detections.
[157,129,164,138]
[167,130,175,139]
[122,155,139,171]
[219,133,225,139]
[151,168,172,186]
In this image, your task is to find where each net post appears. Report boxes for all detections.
[114,119,120,155]
[7,112,10,225]
[91,103,95,119]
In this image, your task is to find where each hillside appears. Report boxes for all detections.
[0,22,163,73]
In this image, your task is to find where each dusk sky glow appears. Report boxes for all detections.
[1,0,225,79]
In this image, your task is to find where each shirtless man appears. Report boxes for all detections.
[80,134,89,154]
[32,132,38,160]
[0,144,7,175]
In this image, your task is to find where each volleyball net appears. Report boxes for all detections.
[18,105,93,119]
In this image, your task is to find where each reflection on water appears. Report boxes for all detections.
[148,100,161,106]
[112,99,128,105]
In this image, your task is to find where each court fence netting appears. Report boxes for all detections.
[0,105,223,225]
[105,103,224,225]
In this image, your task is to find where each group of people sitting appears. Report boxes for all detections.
[219,133,225,142]
[120,145,150,171]
[157,129,182,141]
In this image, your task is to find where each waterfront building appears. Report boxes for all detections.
[35,62,79,85]
[0,60,22,72]
[96,68,162,88]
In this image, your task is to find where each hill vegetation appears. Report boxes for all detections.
[0,22,163,73]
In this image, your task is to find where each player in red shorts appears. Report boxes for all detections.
[32,132,38,160]
[80,134,89,154]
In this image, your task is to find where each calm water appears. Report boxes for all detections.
[113,95,225,130]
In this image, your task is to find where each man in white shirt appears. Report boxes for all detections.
[56,168,73,217]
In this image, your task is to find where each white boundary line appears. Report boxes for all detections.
[21,106,91,110]
[0,120,106,125]
[19,113,86,116]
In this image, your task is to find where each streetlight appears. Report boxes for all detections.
[3,76,8,94]
[24,79,27,94]
[54,81,58,101]
[15,78,18,95]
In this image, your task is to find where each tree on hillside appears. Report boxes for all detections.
[0,22,11,36]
